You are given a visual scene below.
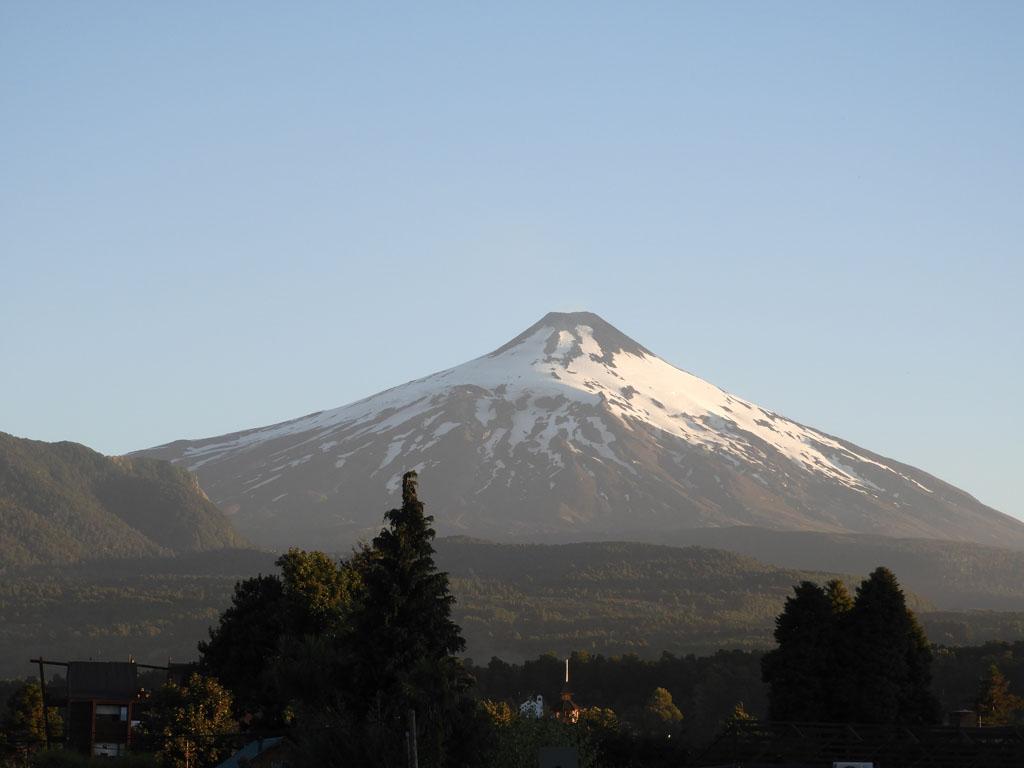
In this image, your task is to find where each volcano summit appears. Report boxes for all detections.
[140,312,1024,551]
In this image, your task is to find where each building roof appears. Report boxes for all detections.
[67,662,139,701]
[214,737,285,768]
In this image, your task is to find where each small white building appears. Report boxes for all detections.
[519,694,544,718]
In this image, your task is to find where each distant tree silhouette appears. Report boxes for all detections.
[842,567,940,724]
[289,472,481,768]
[761,581,838,720]
[347,471,474,767]
[763,568,940,725]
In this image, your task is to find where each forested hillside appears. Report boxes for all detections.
[0,432,246,566]
[2,538,1022,679]
[436,538,847,661]
[617,526,1024,610]
[0,549,274,678]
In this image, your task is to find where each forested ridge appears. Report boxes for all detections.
[441,537,854,660]
[653,526,1024,610]
[0,433,245,567]
[0,550,273,678]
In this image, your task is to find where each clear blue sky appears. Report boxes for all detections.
[2,2,1021,520]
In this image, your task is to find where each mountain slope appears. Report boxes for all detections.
[0,432,246,567]
[139,312,1024,551]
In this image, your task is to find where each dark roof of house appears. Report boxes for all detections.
[215,737,285,768]
[67,662,139,701]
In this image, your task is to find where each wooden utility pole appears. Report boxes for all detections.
[407,709,419,768]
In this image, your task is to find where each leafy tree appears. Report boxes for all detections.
[975,664,1024,725]
[724,701,755,725]
[714,702,757,747]
[198,549,361,724]
[197,573,286,721]
[579,706,619,731]
[277,548,361,636]
[146,673,235,768]
[642,687,683,732]
[479,699,514,725]
[2,682,62,753]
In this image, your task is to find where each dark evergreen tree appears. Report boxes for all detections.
[763,569,938,725]
[291,472,481,768]
[822,579,855,722]
[346,471,474,767]
[354,472,466,685]
[841,567,940,724]
[761,581,837,721]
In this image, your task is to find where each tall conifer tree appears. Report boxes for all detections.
[764,568,940,725]
[761,581,837,721]
[348,471,473,767]
[842,567,940,724]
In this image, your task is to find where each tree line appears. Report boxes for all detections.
[5,542,1024,682]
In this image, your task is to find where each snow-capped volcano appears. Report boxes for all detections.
[139,312,1024,550]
